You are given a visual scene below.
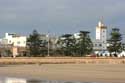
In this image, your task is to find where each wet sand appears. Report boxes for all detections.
[0,64,125,83]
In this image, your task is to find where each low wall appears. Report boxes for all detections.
[0,57,125,64]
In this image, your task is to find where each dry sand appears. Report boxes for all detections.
[0,64,125,83]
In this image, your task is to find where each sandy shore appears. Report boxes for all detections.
[0,64,125,83]
[0,57,125,64]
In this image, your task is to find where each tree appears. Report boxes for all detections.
[56,31,93,57]
[56,34,76,56]
[39,39,48,56]
[27,30,42,56]
[107,28,122,56]
[76,31,93,56]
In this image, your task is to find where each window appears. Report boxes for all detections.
[95,44,97,47]
[17,41,20,44]
[9,40,11,43]
[99,44,102,47]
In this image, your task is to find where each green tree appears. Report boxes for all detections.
[76,31,93,56]
[56,31,93,57]
[39,39,48,56]
[57,34,76,56]
[27,30,42,56]
[107,28,122,55]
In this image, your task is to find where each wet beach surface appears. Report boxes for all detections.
[0,64,125,83]
[0,77,102,83]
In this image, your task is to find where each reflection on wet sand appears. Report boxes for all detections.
[0,77,98,83]
[5,77,26,83]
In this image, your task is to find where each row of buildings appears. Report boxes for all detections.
[0,20,108,57]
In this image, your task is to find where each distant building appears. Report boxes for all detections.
[93,21,107,51]
[73,33,81,39]
[4,33,27,47]
[39,34,58,49]
[0,33,27,57]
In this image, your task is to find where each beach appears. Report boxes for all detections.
[0,64,125,83]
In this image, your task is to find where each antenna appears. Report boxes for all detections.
[100,16,104,23]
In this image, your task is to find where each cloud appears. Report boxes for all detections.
[0,0,125,38]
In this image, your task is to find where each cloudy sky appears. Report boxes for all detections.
[0,0,125,39]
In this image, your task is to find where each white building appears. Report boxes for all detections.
[96,21,107,43]
[74,33,81,39]
[4,33,27,47]
[0,33,27,57]
[93,21,107,50]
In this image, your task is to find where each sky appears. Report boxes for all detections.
[0,0,125,39]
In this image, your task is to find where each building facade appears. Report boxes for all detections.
[0,33,27,57]
[93,21,107,51]
[4,33,26,47]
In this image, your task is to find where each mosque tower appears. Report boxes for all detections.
[96,20,107,50]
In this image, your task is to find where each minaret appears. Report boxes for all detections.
[96,20,107,50]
